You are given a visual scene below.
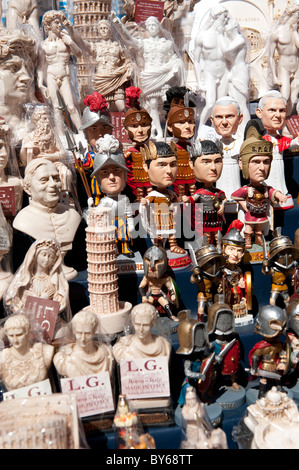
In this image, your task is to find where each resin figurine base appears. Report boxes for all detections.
[272,194,294,210]
[81,301,132,335]
[235,314,254,328]
[117,251,144,275]
[215,386,246,410]
[175,402,223,429]
[166,249,191,270]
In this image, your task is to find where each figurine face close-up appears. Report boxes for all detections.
[98,21,111,40]
[144,257,164,278]
[36,248,56,272]
[73,323,94,350]
[49,17,62,35]
[224,245,244,265]
[86,122,113,148]
[0,55,31,104]
[190,153,223,185]
[169,119,195,141]
[126,122,151,144]
[6,327,28,351]
[29,163,62,208]
[96,164,126,195]
[211,104,243,139]
[145,18,160,37]
[132,312,153,340]
[0,137,9,169]
[246,155,271,183]
[144,156,178,189]
[255,98,287,132]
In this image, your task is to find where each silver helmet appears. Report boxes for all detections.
[143,245,168,279]
[207,294,235,335]
[91,134,128,176]
[254,304,286,338]
[268,227,299,270]
[80,93,114,131]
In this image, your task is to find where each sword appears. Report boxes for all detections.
[245,368,281,380]
[215,338,237,362]
[198,352,215,384]
[261,235,270,274]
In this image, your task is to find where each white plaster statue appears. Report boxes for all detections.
[193,7,250,130]
[0,314,54,391]
[6,0,40,38]
[0,205,13,301]
[87,19,132,112]
[268,5,299,115]
[4,238,71,319]
[180,386,228,449]
[112,303,171,363]
[12,159,81,280]
[38,10,83,132]
[112,13,184,139]
[210,96,243,202]
[0,117,23,214]
[0,28,37,143]
[20,105,77,207]
[53,309,114,378]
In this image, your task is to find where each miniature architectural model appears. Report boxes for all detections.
[244,387,299,449]
[84,202,132,334]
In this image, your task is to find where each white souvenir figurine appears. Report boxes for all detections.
[20,105,76,207]
[268,5,299,115]
[0,205,13,301]
[255,90,299,208]
[112,13,184,139]
[6,0,40,38]
[53,309,114,378]
[193,7,250,131]
[112,303,171,363]
[0,29,36,143]
[12,159,81,280]
[0,314,54,391]
[0,118,23,216]
[38,10,83,131]
[91,134,135,258]
[4,238,71,325]
[87,19,132,112]
[210,96,243,203]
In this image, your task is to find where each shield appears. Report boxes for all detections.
[244,271,252,311]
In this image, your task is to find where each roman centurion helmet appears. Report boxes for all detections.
[123,86,152,128]
[268,227,299,270]
[143,245,168,279]
[254,304,286,338]
[163,86,196,128]
[80,92,114,131]
[176,311,209,355]
[239,124,273,180]
[207,295,235,336]
[91,134,128,177]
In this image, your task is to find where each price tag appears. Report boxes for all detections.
[134,0,164,23]
[3,379,53,400]
[25,295,60,344]
[0,186,16,217]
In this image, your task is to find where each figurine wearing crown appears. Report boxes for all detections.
[164,86,197,200]
[140,140,185,254]
[262,227,299,308]
[231,125,288,249]
[123,87,153,201]
[182,140,226,246]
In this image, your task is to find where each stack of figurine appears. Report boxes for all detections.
[0,0,298,450]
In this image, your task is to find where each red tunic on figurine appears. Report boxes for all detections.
[187,184,226,234]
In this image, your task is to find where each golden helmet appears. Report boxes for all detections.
[176,311,209,355]
[239,125,273,180]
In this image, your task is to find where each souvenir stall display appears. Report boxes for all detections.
[0,0,299,451]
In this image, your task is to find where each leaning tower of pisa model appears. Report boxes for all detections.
[83,203,132,334]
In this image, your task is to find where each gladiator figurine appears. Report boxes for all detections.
[262,227,299,308]
[139,245,180,320]
[176,314,216,405]
[248,304,287,398]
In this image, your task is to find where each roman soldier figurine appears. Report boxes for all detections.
[164,86,197,200]
[123,86,153,201]
[231,125,287,249]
